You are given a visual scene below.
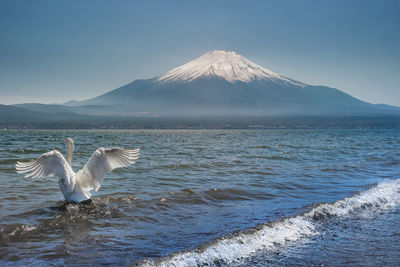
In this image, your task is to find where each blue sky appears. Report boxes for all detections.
[1,0,399,106]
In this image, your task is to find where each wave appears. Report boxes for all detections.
[137,178,400,267]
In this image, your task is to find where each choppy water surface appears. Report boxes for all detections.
[0,129,399,266]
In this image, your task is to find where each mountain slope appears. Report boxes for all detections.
[79,79,365,116]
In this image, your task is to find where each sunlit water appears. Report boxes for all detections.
[0,129,399,266]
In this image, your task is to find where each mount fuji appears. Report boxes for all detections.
[62,50,397,117]
[18,50,400,118]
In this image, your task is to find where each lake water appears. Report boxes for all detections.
[0,129,399,266]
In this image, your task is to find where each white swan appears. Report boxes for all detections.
[15,138,140,204]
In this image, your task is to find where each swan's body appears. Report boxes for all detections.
[15,138,140,203]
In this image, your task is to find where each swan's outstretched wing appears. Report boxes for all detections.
[78,148,140,191]
[15,150,75,191]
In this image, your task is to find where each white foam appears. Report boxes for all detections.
[140,178,400,267]
[8,224,37,237]
[305,178,400,219]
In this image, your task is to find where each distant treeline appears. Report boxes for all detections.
[1,116,400,130]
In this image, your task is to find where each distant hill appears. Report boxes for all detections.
[0,104,125,128]
[0,104,52,123]
[1,104,400,129]
[14,103,118,116]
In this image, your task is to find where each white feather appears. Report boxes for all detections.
[77,148,140,192]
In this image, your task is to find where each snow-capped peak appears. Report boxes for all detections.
[157,50,304,86]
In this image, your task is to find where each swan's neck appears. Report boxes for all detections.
[66,143,74,166]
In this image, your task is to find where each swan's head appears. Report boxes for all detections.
[64,137,74,150]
